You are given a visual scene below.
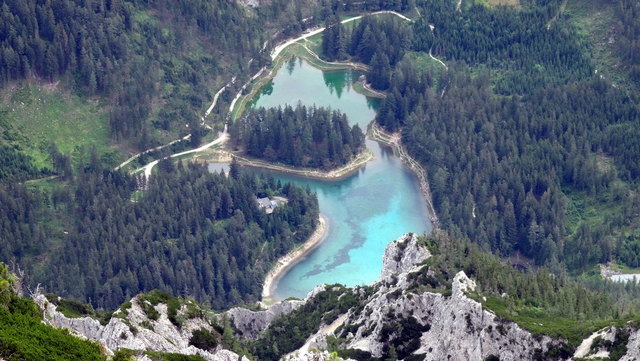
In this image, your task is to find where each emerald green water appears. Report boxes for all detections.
[242,58,431,299]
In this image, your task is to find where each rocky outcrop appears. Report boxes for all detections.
[379,233,430,282]
[227,299,305,340]
[237,0,259,7]
[34,233,640,361]
[283,350,347,361]
[621,328,640,361]
[279,233,558,361]
[35,294,248,361]
[342,271,557,361]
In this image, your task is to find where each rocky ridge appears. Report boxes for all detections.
[34,232,640,361]
[275,233,640,361]
[35,293,248,361]
[227,299,306,340]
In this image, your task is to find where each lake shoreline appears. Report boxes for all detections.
[231,43,381,120]
[261,214,328,305]
[369,124,440,229]
[233,148,373,181]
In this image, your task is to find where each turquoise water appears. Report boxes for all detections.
[233,57,432,299]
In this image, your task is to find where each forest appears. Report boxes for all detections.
[0,0,417,312]
[314,0,640,272]
[230,104,365,170]
[0,0,293,150]
[323,14,412,90]
[0,161,319,309]
[613,0,640,87]
[0,0,638,337]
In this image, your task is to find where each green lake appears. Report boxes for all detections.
[213,57,432,299]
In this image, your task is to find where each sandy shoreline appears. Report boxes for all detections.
[261,214,328,305]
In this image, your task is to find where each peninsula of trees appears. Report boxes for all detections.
[231,104,365,170]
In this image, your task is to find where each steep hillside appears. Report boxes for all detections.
[39,234,640,361]
[0,263,106,360]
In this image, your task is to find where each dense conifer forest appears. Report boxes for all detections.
[402,0,639,271]
[0,162,319,309]
[231,104,365,169]
[323,15,412,89]
[317,0,640,272]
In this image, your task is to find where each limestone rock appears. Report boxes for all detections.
[35,294,249,361]
[379,233,430,282]
[228,299,305,340]
[283,350,350,361]
[619,326,640,361]
[237,0,259,7]
[344,270,557,361]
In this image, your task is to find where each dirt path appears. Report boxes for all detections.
[429,47,448,70]
[229,67,267,116]
[261,215,328,305]
[573,328,609,359]
[427,24,448,70]
[116,80,233,172]
[137,125,229,179]
[289,313,348,357]
[204,77,235,119]
[115,134,191,171]
[300,43,370,71]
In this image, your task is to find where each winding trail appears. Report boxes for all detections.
[427,24,448,70]
[300,43,370,71]
[429,47,448,70]
[234,148,374,181]
[115,134,191,171]
[137,125,228,179]
[573,328,609,359]
[285,313,348,358]
[115,80,233,172]
[204,77,236,119]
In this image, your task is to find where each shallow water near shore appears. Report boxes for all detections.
[223,57,432,299]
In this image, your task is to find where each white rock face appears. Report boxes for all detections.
[237,0,259,7]
[35,294,248,361]
[334,234,560,361]
[283,349,350,361]
[227,299,305,340]
[344,270,557,360]
[379,233,431,282]
[619,326,640,361]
